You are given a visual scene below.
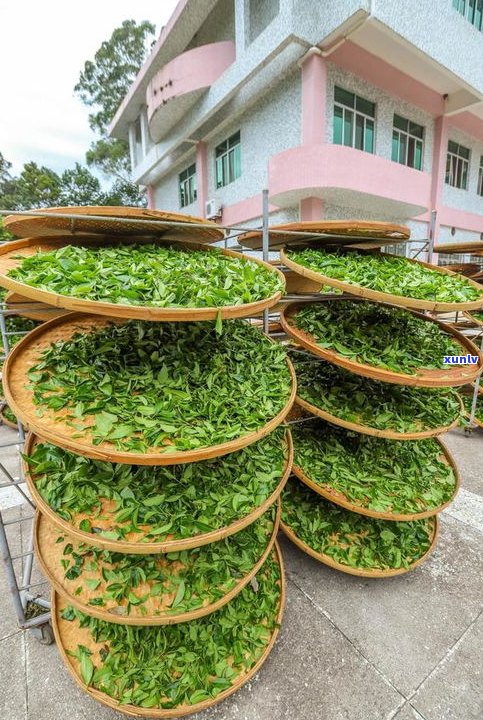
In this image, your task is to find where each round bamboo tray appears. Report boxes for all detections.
[284,270,322,294]
[35,503,280,626]
[4,206,224,243]
[460,385,483,428]
[280,516,438,578]
[291,436,460,521]
[440,263,481,278]
[433,241,483,254]
[463,311,483,327]
[294,393,463,440]
[0,405,20,430]
[280,248,483,313]
[51,542,285,718]
[239,221,410,251]
[0,237,285,321]
[4,313,296,465]
[23,431,293,553]
[5,291,68,322]
[280,299,483,387]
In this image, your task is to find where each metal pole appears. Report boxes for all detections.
[427,210,437,264]
[262,189,269,334]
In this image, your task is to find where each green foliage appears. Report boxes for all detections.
[292,419,457,515]
[58,510,275,615]
[9,243,283,308]
[290,350,461,433]
[461,390,483,422]
[288,247,483,303]
[9,162,62,210]
[28,320,292,453]
[27,431,286,542]
[294,300,462,375]
[282,477,434,570]
[85,138,131,180]
[74,20,155,136]
[61,552,281,708]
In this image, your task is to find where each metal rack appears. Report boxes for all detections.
[0,199,481,641]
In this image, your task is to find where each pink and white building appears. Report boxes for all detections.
[109,0,483,246]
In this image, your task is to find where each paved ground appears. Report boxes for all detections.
[0,424,482,720]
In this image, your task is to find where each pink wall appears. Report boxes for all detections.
[146,41,235,122]
[196,142,208,218]
[146,185,155,209]
[300,49,326,221]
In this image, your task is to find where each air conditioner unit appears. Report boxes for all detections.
[205,199,222,219]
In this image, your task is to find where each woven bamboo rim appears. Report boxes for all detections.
[294,393,463,440]
[35,502,280,626]
[280,516,438,578]
[4,206,224,242]
[51,542,285,718]
[23,430,292,553]
[0,237,285,321]
[280,299,483,387]
[280,248,483,312]
[463,311,483,327]
[284,270,322,294]
[5,290,69,322]
[460,385,483,428]
[239,221,410,251]
[291,436,460,521]
[0,405,20,430]
[4,313,296,465]
[434,241,483,254]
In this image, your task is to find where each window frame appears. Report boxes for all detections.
[452,0,483,31]
[215,131,241,188]
[445,140,470,190]
[391,114,424,171]
[333,86,376,154]
[178,163,197,208]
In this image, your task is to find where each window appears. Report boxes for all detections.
[391,114,424,170]
[445,141,470,189]
[215,131,241,188]
[179,164,197,208]
[333,86,375,153]
[134,117,143,165]
[478,156,483,197]
[452,0,483,31]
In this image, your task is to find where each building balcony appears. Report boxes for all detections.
[146,40,236,142]
[268,144,431,218]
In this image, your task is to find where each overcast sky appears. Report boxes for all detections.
[0,0,178,177]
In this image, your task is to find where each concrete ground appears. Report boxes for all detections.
[0,424,482,720]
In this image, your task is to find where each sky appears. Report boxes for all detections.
[0,0,179,177]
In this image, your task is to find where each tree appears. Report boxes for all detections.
[75,19,155,203]
[8,162,62,210]
[59,163,104,206]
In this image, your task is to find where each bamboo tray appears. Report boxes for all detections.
[280,299,483,387]
[294,393,463,440]
[463,311,483,327]
[0,237,285,321]
[280,516,438,578]
[4,206,224,243]
[5,291,68,322]
[280,248,483,312]
[291,437,460,521]
[440,263,481,278]
[23,431,293,553]
[239,221,410,251]
[35,503,280,625]
[4,314,296,465]
[51,543,285,718]
[0,404,20,430]
[460,385,483,428]
[434,241,483,254]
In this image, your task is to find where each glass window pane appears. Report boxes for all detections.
[462,160,468,188]
[445,154,452,184]
[333,106,344,144]
[448,140,458,154]
[216,157,223,187]
[356,96,375,117]
[414,140,423,170]
[398,133,407,164]
[409,121,424,139]
[355,114,364,150]
[335,86,354,108]
[233,144,241,179]
[392,131,399,162]
[467,0,476,22]
[343,109,353,147]
[393,114,408,132]
[365,119,374,153]
[460,145,470,160]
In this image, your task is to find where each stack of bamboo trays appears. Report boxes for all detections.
[1,206,296,717]
[240,221,483,578]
